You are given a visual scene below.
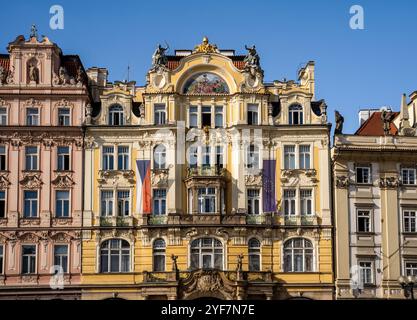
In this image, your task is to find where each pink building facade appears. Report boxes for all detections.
[0,33,88,299]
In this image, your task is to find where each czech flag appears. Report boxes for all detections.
[136,160,152,214]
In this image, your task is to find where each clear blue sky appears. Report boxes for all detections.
[1,0,416,133]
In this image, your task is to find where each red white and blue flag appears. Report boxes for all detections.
[136,160,152,214]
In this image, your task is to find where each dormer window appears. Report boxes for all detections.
[108,105,124,126]
[289,104,303,125]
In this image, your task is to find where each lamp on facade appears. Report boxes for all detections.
[398,275,416,300]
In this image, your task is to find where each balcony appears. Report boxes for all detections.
[281,215,318,226]
[246,214,272,225]
[148,215,168,225]
[186,166,226,178]
[99,216,134,227]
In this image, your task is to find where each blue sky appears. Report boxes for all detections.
[1,0,416,133]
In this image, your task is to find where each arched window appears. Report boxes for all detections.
[153,239,166,272]
[153,145,166,169]
[284,238,313,272]
[100,239,130,273]
[190,238,223,270]
[108,105,125,125]
[289,104,303,125]
[248,238,261,271]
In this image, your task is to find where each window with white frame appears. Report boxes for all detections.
[102,146,114,171]
[299,145,311,169]
[188,145,198,168]
[55,191,70,218]
[357,210,372,233]
[248,238,261,271]
[100,239,130,273]
[153,189,166,215]
[246,144,260,170]
[22,245,36,274]
[202,106,211,127]
[247,104,259,125]
[26,108,39,126]
[356,165,371,184]
[25,146,38,171]
[108,105,124,125]
[54,245,68,273]
[359,261,374,285]
[24,190,38,218]
[0,191,5,218]
[289,104,303,125]
[284,238,313,272]
[405,261,417,276]
[58,108,70,126]
[300,189,313,216]
[215,106,224,128]
[202,146,211,168]
[117,146,129,171]
[402,168,416,185]
[283,190,296,216]
[117,191,130,217]
[0,146,6,171]
[100,190,114,217]
[153,145,166,169]
[247,189,260,215]
[189,106,198,128]
[198,188,216,214]
[57,146,70,171]
[403,211,416,233]
[154,104,166,125]
[216,146,224,169]
[153,239,166,272]
[284,145,296,170]
[0,108,7,125]
[0,245,3,274]
[190,238,223,270]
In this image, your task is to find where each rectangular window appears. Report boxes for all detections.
[299,145,311,170]
[0,191,5,218]
[56,191,69,218]
[57,146,70,171]
[0,108,7,125]
[359,261,374,285]
[405,261,417,276]
[154,104,166,125]
[23,190,38,218]
[215,106,223,128]
[284,145,296,170]
[402,168,416,185]
[246,145,259,170]
[247,104,259,125]
[153,189,166,215]
[102,146,114,171]
[117,146,129,171]
[25,146,38,171]
[198,188,216,214]
[22,245,36,274]
[58,108,70,126]
[0,146,6,171]
[202,146,211,168]
[188,146,198,168]
[54,245,68,273]
[0,245,3,274]
[202,106,212,127]
[216,146,224,169]
[247,189,260,215]
[26,108,39,126]
[117,190,130,216]
[356,166,371,184]
[403,211,416,233]
[357,210,371,233]
[283,190,296,215]
[189,106,198,128]
[101,191,114,217]
[300,189,313,216]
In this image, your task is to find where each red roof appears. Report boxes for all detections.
[0,54,10,71]
[355,111,399,136]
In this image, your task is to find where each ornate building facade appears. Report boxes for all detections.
[80,38,333,300]
[0,32,88,299]
[333,93,417,299]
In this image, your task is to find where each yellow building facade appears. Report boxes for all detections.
[81,38,333,300]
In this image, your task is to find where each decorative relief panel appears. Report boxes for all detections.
[19,172,43,189]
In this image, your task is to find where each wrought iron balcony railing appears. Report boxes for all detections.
[186,166,226,178]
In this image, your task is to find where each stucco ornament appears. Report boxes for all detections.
[181,270,236,299]
[335,175,350,189]
[20,172,43,189]
[379,176,399,189]
[193,37,219,54]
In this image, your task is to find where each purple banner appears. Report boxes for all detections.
[263,160,276,212]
